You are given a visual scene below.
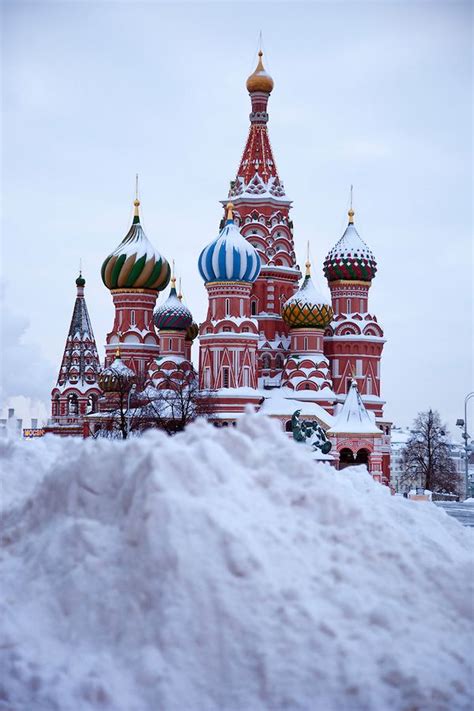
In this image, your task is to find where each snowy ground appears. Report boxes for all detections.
[1,413,473,711]
[435,501,474,527]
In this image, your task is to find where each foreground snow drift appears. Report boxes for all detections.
[1,414,472,711]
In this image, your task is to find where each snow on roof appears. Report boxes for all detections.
[284,272,331,310]
[259,390,335,426]
[328,380,381,435]
[327,223,375,262]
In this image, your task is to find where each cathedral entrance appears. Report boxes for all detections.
[339,447,371,470]
[355,448,370,467]
[339,448,355,469]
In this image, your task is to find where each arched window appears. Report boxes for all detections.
[67,393,79,416]
[275,354,284,369]
[130,310,136,326]
[262,354,271,370]
[53,395,60,417]
[87,393,98,414]
[251,300,257,316]
[285,420,293,432]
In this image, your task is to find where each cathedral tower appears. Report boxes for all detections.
[225,51,301,387]
[323,205,385,417]
[198,203,262,419]
[47,274,102,435]
[281,255,335,407]
[149,274,195,388]
[101,194,170,377]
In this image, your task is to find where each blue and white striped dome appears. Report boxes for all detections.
[198,205,261,284]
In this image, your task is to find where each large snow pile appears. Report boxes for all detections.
[1,414,473,711]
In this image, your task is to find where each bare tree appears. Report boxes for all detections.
[400,409,461,494]
[93,363,216,438]
[147,364,216,434]
[93,370,148,439]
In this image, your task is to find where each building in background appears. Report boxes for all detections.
[46,52,391,483]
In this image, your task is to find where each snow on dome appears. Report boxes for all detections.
[101,199,171,292]
[328,379,381,435]
[198,205,261,284]
[282,261,333,329]
[154,280,193,331]
[0,413,472,711]
[324,209,377,283]
[98,352,135,392]
[246,50,274,94]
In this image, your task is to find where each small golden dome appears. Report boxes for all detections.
[246,50,274,94]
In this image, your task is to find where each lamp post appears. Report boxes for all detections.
[126,384,137,438]
[456,391,474,500]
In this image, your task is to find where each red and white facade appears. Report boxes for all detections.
[47,51,391,483]
[46,275,102,436]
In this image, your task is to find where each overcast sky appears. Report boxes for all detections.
[1,0,472,434]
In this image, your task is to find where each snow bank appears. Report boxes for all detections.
[1,414,473,711]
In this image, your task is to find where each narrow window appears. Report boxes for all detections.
[243,367,250,387]
[240,298,244,316]
[303,337,308,351]
[360,298,364,312]
[346,299,351,313]
[332,359,339,377]
[131,310,136,326]
[251,301,257,316]
[204,367,211,388]
[367,376,372,395]
[225,298,230,316]
[223,367,230,388]
[356,359,362,376]
[169,338,172,350]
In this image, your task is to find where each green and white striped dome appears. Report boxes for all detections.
[101,199,171,291]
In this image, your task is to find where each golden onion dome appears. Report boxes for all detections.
[246,50,274,94]
[282,260,333,329]
[98,351,135,393]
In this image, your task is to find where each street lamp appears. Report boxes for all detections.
[126,384,137,438]
[457,392,474,500]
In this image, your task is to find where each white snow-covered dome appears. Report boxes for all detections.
[154,280,193,331]
[282,261,333,329]
[324,209,377,283]
[198,204,261,284]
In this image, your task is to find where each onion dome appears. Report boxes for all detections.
[154,277,193,331]
[98,350,135,392]
[101,197,171,291]
[323,208,377,283]
[198,203,261,283]
[186,322,199,342]
[75,272,86,287]
[246,50,274,94]
[282,258,333,329]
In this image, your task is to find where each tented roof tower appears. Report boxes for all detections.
[55,274,101,393]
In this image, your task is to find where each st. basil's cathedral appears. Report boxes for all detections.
[46,51,392,484]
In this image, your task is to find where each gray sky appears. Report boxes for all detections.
[1,0,473,434]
